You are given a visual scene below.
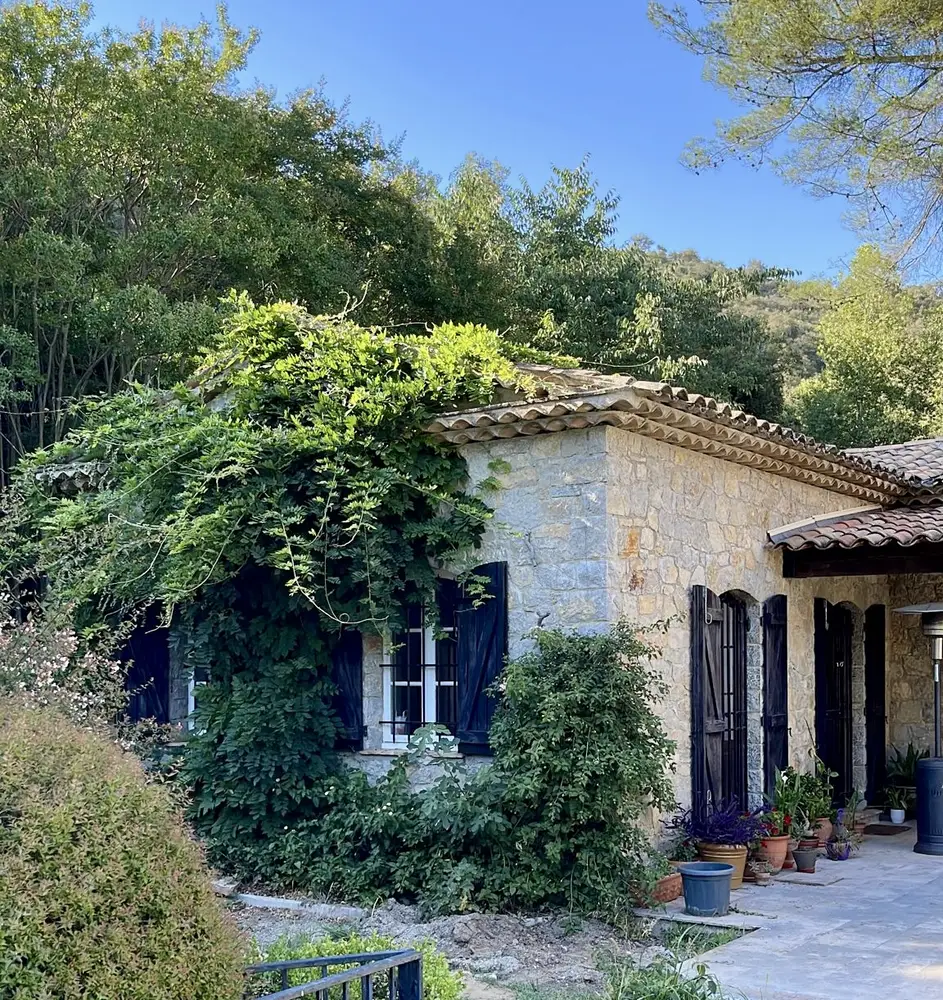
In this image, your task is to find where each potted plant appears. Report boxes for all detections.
[674,801,767,891]
[795,754,836,846]
[887,743,928,815]
[755,806,791,874]
[747,858,773,886]
[887,785,909,824]
[650,866,683,903]
[771,768,803,870]
[826,808,854,861]
[792,813,818,872]
[845,788,866,836]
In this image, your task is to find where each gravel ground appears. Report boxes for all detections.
[234,898,666,991]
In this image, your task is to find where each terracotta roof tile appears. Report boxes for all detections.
[847,437,943,482]
[769,501,943,551]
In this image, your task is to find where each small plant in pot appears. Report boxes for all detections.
[747,858,773,886]
[755,805,791,874]
[845,788,866,836]
[772,767,804,869]
[825,808,854,861]
[791,813,818,873]
[886,785,910,825]
[673,801,767,891]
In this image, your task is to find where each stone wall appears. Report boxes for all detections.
[462,425,892,808]
[887,575,943,753]
[357,422,942,801]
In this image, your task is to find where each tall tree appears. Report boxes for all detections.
[501,163,786,417]
[0,2,447,480]
[787,245,943,447]
[650,1,943,262]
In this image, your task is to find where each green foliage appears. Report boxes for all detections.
[6,300,527,852]
[650,0,943,261]
[180,574,343,845]
[887,742,930,787]
[248,932,462,1000]
[226,622,676,918]
[0,1,484,478]
[0,701,246,999]
[425,159,787,418]
[787,246,943,447]
[516,954,725,1000]
[485,622,677,909]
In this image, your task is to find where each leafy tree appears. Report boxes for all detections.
[650,0,943,261]
[0,2,452,480]
[3,300,529,841]
[428,159,787,418]
[787,246,943,447]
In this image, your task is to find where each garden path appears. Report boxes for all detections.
[684,828,943,998]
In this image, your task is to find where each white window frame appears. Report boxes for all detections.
[381,608,457,749]
[187,671,209,733]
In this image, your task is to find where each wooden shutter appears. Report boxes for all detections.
[762,594,789,798]
[331,628,364,750]
[456,562,508,755]
[691,586,724,817]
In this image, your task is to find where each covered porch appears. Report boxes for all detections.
[771,501,943,804]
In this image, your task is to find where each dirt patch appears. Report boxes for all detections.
[234,899,668,991]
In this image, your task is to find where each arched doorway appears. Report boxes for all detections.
[691,587,761,813]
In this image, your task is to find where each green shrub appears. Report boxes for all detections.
[248,932,463,1000]
[226,621,676,918]
[0,701,247,1000]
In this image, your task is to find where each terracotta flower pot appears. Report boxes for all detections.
[651,871,682,903]
[797,837,819,852]
[697,843,748,890]
[758,834,790,874]
[814,817,832,847]
[782,837,797,870]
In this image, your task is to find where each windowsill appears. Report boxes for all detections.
[360,748,464,759]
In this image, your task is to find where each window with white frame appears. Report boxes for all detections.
[381,588,458,747]
[186,664,210,732]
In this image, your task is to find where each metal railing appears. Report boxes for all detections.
[245,949,423,1000]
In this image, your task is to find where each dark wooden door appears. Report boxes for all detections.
[814,598,854,802]
[692,587,747,815]
[763,595,788,798]
[864,604,887,802]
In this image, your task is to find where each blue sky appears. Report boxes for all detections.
[92,0,859,278]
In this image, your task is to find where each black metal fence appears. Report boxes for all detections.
[245,949,423,1000]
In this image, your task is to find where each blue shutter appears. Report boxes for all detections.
[331,628,363,750]
[456,562,508,755]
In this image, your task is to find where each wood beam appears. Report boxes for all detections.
[782,543,943,578]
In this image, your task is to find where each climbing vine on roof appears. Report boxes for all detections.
[3,298,544,841]
[8,297,535,623]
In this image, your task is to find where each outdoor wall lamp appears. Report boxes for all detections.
[893,602,943,855]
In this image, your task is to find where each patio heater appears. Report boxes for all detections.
[894,603,943,855]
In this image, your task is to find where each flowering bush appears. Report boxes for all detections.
[673,801,767,847]
[757,806,790,837]
[0,604,127,726]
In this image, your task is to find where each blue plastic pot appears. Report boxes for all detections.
[678,861,734,917]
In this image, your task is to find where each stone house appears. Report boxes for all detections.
[407,367,943,810]
[130,366,943,812]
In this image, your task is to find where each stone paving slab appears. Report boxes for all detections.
[686,831,943,999]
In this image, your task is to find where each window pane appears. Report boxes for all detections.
[436,684,457,733]
[393,684,423,735]
[407,631,423,667]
